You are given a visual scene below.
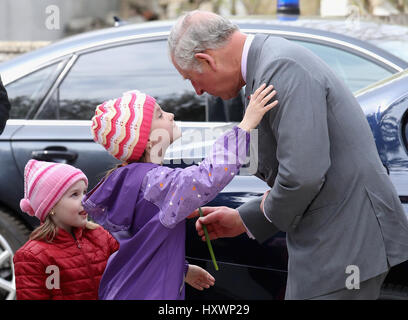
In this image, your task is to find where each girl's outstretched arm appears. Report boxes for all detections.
[143,85,278,228]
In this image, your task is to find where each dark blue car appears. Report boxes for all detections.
[0,20,407,300]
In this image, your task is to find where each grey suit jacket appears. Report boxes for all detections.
[237,34,408,299]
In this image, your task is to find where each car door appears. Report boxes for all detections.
[4,60,69,218]
[7,61,118,211]
[377,91,408,215]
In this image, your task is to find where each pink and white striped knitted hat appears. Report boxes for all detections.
[91,90,156,162]
[20,160,88,222]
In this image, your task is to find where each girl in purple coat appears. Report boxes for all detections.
[83,85,277,299]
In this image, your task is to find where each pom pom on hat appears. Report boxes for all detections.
[20,198,35,216]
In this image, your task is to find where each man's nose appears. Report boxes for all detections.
[192,82,204,95]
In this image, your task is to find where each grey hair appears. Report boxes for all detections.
[168,10,239,72]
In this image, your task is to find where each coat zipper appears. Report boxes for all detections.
[72,233,98,298]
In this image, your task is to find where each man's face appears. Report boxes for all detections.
[172,57,241,100]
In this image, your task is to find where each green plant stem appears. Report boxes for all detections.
[198,207,219,271]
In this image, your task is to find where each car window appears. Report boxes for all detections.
[6,62,64,119]
[38,40,205,121]
[293,40,393,92]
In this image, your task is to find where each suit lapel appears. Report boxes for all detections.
[244,34,268,107]
[244,79,254,108]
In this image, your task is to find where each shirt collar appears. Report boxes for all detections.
[241,34,254,84]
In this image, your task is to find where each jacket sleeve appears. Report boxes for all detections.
[143,126,250,229]
[0,76,11,135]
[240,59,330,241]
[13,249,51,300]
[237,196,280,240]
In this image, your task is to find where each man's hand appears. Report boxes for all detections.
[191,206,246,241]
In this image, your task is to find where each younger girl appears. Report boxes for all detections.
[83,84,277,299]
[13,160,119,299]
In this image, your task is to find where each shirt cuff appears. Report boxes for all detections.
[237,196,280,243]
[238,210,255,239]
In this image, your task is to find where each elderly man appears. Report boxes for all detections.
[0,75,10,135]
[168,11,408,300]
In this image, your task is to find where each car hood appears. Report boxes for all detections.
[356,69,408,115]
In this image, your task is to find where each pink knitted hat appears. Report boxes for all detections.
[20,160,88,222]
[91,90,156,162]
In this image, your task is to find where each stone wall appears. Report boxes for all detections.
[0,41,50,64]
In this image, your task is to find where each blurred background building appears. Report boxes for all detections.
[0,0,408,62]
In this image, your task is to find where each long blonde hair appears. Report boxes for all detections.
[30,214,99,242]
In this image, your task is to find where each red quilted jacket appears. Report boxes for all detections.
[13,226,119,300]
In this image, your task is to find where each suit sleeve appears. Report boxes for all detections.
[237,196,280,240]
[0,76,11,135]
[240,59,331,241]
[13,250,51,300]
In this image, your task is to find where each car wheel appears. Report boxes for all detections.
[380,284,408,300]
[0,208,30,300]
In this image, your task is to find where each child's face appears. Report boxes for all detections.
[149,102,182,146]
[51,180,88,233]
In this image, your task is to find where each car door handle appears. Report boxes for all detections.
[32,147,78,163]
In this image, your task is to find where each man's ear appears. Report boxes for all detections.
[194,52,217,72]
